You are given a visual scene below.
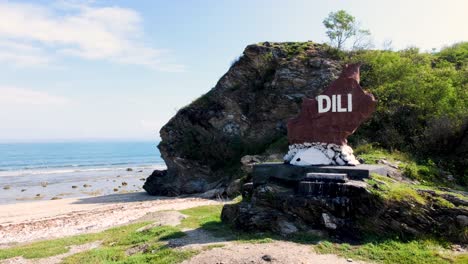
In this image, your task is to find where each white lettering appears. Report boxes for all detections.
[347,93,352,112]
[317,95,331,113]
[337,95,347,112]
[317,93,353,113]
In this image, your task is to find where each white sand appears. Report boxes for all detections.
[0,192,223,246]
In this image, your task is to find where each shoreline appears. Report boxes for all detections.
[0,192,224,246]
[0,165,165,205]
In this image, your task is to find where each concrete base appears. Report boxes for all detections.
[252,162,387,186]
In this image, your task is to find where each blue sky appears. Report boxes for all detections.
[0,0,467,142]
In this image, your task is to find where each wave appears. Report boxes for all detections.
[0,163,166,177]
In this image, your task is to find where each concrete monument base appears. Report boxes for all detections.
[252,162,387,186]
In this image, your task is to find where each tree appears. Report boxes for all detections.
[323,10,370,50]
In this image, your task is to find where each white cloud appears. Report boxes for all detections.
[0,86,68,105]
[0,1,183,71]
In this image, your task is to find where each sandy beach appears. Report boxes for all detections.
[0,192,223,246]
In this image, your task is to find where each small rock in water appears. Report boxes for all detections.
[21,189,26,192]
[126,168,133,171]
[40,182,48,187]
[72,185,78,189]
[117,175,121,178]
[3,185,11,190]
[122,182,128,186]
[51,196,61,200]
[113,188,119,192]
[140,178,146,181]
[262,255,272,262]
[83,184,92,188]
[35,194,41,197]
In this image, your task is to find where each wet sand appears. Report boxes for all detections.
[0,166,162,204]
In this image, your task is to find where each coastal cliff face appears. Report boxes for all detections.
[145,42,344,195]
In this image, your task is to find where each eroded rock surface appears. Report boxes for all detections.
[147,42,343,195]
[222,173,468,243]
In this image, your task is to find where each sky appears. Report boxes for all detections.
[0,0,466,142]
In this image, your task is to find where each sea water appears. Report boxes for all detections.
[0,141,166,204]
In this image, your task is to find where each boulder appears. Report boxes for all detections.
[222,168,468,243]
[149,42,342,195]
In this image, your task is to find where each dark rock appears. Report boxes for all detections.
[126,168,133,171]
[83,184,91,188]
[143,170,179,196]
[262,255,273,261]
[152,42,342,196]
[122,182,128,186]
[226,179,242,197]
[242,182,254,198]
[71,185,78,189]
[222,164,468,243]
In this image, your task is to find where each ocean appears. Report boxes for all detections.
[0,141,166,204]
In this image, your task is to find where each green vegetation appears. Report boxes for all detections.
[355,144,444,185]
[323,10,371,50]
[347,42,468,185]
[366,173,463,209]
[62,225,194,264]
[315,238,462,264]
[1,204,466,263]
[0,222,148,260]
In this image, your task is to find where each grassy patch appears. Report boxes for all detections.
[315,238,461,264]
[62,244,196,264]
[61,225,192,264]
[0,222,148,260]
[0,223,193,264]
[367,173,465,208]
[355,144,443,184]
[367,174,427,205]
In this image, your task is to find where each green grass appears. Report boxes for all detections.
[2,203,466,264]
[367,173,465,208]
[367,174,427,205]
[315,238,462,264]
[0,222,149,260]
[354,144,453,186]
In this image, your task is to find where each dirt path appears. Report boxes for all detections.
[181,241,367,264]
[0,192,223,246]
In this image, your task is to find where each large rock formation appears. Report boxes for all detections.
[145,42,344,195]
[221,173,468,243]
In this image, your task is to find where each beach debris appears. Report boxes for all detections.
[21,189,26,192]
[126,168,133,171]
[51,196,62,200]
[122,182,128,186]
[262,255,273,262]
[113,188,119,192]
[40,181,48,187]
[72,185,78,189]
[3,185,11,190]
[83,184,92,188]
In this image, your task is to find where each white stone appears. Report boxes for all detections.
[326,148,335,159]
[322,213,337,229]
[290,147,333,166]
[335,157,346,165]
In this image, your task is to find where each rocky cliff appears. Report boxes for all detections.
[144,42,344,196]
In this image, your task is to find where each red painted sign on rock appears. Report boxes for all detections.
[287,64,377,145]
